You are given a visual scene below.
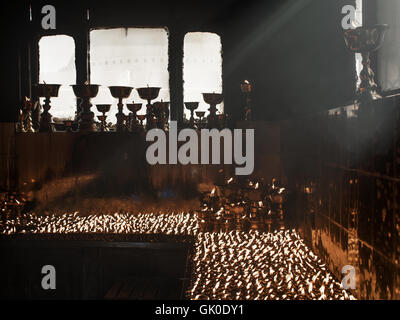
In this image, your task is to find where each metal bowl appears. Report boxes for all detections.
[108,86,133,99]
[126,103,143,113]
[184,102,199,112]
[136,87,161,101]
[71,84,100,98]
[34,84,61,97]
[96,104,111,114]
[344,24,389,53]
[202,93,223,105]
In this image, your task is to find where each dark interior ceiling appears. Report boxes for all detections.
[1,0,360,122]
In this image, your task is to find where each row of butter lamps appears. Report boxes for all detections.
[31,83,223,133]
[19,24,389,133]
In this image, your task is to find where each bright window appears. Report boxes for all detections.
[90,28,170,123]
[39,35,76,119]
[183,32,223,120]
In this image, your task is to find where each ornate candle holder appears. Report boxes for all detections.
[126,103,142,132]
[96,115,106,132]
[240,80,252,120]
[23,97,34,133]
[137,114,146,130]
[136,87,161,130]
[108,86,133,132]
[195,111,205,129]
[34,83,61,132]
[124,114,130,131]
[202,93,223,129]
[184,102,199,128]
[16,109,26,133]
[96,104,111,132]
[161,102,170,129]
[344,24,389,102]
[71,84,100,132]
[154,101,170,130]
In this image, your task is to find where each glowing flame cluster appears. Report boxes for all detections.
[189,230,355,300]
[0,212,355,300]
[0,212,198,235]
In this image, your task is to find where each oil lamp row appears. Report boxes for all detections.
[0,210,355,300]
[189,230,356,300]
[17,84,225,133]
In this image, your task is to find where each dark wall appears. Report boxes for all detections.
[1,2,26,122]
[1,0,357,123]
[0,236,192,299]
[281,95,400,299]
